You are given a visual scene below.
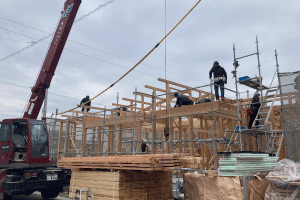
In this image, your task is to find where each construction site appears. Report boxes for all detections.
[0,0,300,200]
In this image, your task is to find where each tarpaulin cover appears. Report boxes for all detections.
[184,173,243,200]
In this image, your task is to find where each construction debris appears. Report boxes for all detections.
[265,159,300,199]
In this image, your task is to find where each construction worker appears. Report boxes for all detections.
[116,107,128,116]
[174,92,194,107]
[209,61,227,101]
[141,142,147,153]
[80,95,91,112]
[248,91,261,129]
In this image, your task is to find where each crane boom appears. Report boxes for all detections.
[23,0,81,119]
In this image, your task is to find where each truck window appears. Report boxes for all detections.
[0,123,11,142]
[30,120,49,157]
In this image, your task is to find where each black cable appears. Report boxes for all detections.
[247,181,264,199]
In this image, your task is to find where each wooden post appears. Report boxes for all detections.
[72,123,76,157]
[109,126,114,153]
[204,119,210,169]
[82,128,87,157]
[199,117,205,169]
[179,117,183,154]
[97,126,102,156]
[170,120,174,153]
[153,122,156,154]
[57,121,63,160]
[141,96,145,112]
[64,121,70,157]
[137,121,142,152]
[118,125,123,153]
[130,101,133,114]
[188,116,195,156]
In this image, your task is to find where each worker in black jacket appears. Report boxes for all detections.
[209,61,227,101]
[174,92,194,107]
[248,91,261,129]
[80,95,91,112]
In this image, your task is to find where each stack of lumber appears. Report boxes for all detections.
[179,156,203,169]
[68,170,173,200]
[58,154,181,171]
[218,153,278,176]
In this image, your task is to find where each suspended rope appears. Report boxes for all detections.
[58,0,202,115]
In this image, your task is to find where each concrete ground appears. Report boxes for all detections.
[12,192,71,200]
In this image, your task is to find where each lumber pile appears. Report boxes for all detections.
[58,154,181,171]
[218,152,278,176]
[69,170,173,200]
[179,156,203,169]
[265,159,300,199]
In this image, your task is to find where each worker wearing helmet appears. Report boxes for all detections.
[80,95,91,111]
[174,92,194,107]
[248,91,261,129]
[209,61,227,101]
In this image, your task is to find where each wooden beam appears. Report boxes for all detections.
[97,126,102,156]
[179,117,183,153]
[72,123,76,157]
[118,125,122,153]
[188,116,195,156]
[57,121,63,160]
[64,121,70,156]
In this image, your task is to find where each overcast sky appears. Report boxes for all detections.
[0,0,299,121]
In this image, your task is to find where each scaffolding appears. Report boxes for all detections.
[50,37,286,170]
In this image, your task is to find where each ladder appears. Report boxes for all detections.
[250,87,279,151]
[267,110,284,156]
[251,87,279,130]
[74,188,94,200]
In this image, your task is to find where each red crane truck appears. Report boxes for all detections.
[0,0,81,199]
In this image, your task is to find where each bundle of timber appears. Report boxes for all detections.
[218,152,278,176]
[58,154,181,171]
[69,169,173,200]
[265,159,300,199]
[179,156,203,169]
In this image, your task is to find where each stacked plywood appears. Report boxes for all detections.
[58,154,181,171]
[218,153,278,176]
[68,170,172,200]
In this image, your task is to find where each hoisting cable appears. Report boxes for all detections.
[58,0,202,115]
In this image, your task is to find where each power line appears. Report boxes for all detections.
[0,0,116,63]
[0,26,159,79]
[0,15,203,82]
[0,37,32,43]
[0,79,114,108]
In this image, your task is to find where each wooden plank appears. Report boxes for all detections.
[64,121,70,156]
[188,116,195,156]
[179,117,183,154]
[57,121,64,160]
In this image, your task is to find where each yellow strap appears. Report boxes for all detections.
[58,0,202,115]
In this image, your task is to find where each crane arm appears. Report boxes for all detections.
[23,0,81,119]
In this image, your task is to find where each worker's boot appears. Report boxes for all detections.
[221,97,225,101]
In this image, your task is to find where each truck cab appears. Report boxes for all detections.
[0,119,70,199]
[0,119,49,165]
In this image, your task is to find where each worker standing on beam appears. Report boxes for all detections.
[209,61,227,101]
[80,95,91,112]
[174,92,194,107]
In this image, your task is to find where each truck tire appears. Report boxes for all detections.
[41,188,60,199]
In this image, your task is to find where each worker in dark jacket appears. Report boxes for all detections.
[116,107,127,116]
[248,91,261,129]
[209,61,227,101]
[80,95,91,112]
[174,92,194,107]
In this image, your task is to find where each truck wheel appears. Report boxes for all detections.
[41,188,60,199]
